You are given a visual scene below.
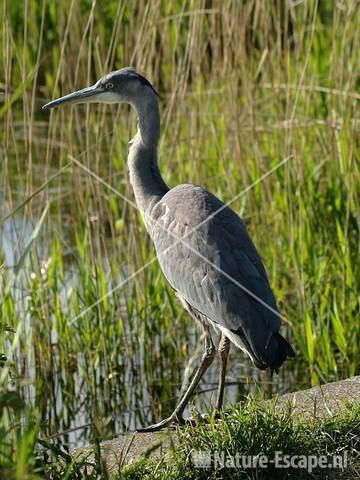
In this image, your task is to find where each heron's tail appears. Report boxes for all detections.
[264,332,295,372]
[226,326,294,373]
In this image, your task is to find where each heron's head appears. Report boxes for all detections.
[42,67,158,110]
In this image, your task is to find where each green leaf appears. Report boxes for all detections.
[0,67,36,120]
[0,391,26,413]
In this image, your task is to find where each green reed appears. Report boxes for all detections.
[0,0,359,477]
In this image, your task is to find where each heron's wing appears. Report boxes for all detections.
[148,184,288,367]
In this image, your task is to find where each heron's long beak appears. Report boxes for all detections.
[42,84,104,110]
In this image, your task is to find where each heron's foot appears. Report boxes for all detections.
[182,412,210,426]
[186,410,228,426]
[136,414,185,432]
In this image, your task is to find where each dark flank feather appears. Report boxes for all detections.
[149,184,295,371]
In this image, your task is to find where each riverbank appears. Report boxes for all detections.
[73,376,360,478]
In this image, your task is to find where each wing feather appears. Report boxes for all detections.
[149,184,287,367]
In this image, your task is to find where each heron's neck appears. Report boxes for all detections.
[127,95,169,222]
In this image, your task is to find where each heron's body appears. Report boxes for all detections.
[43,67,295,431]
[128,102,290,371]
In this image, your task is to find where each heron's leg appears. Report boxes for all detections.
[137,329,216,432]
[215,333,230,411]
[172,331,216,420]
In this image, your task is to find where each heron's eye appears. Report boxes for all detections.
[106,83,114,89]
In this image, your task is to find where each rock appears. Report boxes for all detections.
[73,376,360,472]
[73,430,176,474]
[275,375,360,419]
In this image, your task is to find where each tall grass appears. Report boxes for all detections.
[0,0,359,477]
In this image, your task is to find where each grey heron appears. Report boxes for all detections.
[43,68,295,431]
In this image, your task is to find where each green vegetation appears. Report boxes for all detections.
[123,401,360,480]
[0,0,359,477]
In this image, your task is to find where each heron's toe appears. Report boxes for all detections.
[136,414,184,432]
[183,412,210,426]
